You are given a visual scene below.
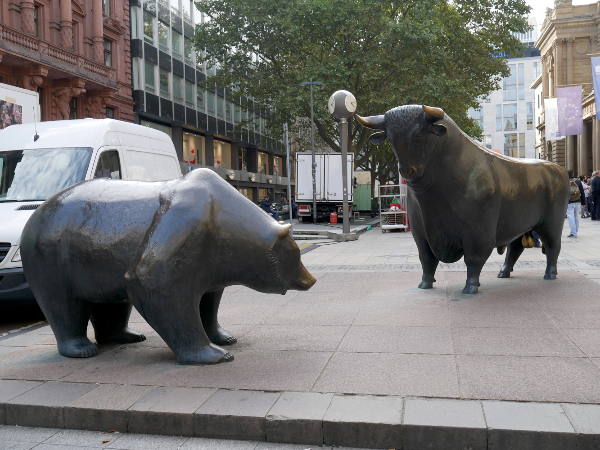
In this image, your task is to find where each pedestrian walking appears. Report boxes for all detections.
[580,175,591,218]
[566,169,586,237]
[592,171,600,221]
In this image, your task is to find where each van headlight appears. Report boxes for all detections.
[11,246,21,262]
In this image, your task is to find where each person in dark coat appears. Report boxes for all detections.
[592,171,600,221]
[261,195,278,220]
[566,169,586,237]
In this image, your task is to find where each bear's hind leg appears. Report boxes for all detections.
[41,295,97,358]
[91,303,146,344]
[200,289,237,345]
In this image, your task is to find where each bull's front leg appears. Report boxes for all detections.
[414,232,439,289]
[462,246,494,294]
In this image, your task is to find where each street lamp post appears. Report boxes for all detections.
[301,79,322,224]
[327,90,357,236]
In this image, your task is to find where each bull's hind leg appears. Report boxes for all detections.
[498,238,525,278]
[90,303,146,344]
[535,224,562,280]
[462,245,494,294]
[200,289,237,345]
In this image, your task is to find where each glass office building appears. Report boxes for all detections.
[129,0,289,203]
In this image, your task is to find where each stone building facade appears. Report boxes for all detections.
[536,0,600,175]
[0,0,134,122]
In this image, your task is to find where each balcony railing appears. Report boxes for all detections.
[0,24,116,82]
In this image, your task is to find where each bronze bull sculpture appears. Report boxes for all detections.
[357,105,569,294]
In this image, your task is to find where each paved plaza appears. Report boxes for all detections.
[1,217,600,448]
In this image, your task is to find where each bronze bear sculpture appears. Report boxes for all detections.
[357,105,569,294]
[21,168,316,364]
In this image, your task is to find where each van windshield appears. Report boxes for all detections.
[0,147,93,202]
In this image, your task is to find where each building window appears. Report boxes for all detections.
[518,63,524,101]
[143,10,154,44]
[468,107,483,129]
[239,147,248,171]
[216,95,224,119]
[213,140,231,168]
[184,39,194,65]
[185,80,194,107]
[504,133,517,157]
[69,98,78,120]
[158,21,169,52]
[183,132,205,165]
[533,62,541,79]
[495,105,502,132]
[526,102,533,130]
[145,61,156,93]
[503,64,517,101]
[197,88,204,110]
[33,6,39,37]
[172,29,182,60]
[159,68,170,99]
[182,0,192,23]
[103,0,111,16]
[503,103,517,130]
[484,135,492,149]
[206,90,215,114]
[226,100,234,122]
[258,151,268,174]
[173,74,183,104]
[274,156,283,176]
[170,0,180,14]
[106,107,115,118]
[103,39,112,67]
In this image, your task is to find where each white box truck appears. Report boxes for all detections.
[0,118,182,305]
[0,82,40,128]
[295,152,354,221]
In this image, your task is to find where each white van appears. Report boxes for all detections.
[0,118,182,305]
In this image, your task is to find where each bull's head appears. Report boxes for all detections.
[356,105,447,181]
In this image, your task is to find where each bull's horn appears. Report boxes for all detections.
[277,223,292,238]
[355,114,386,130]
[422,105,445,121]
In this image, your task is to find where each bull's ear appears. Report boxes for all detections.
[369,131,387,145]
[429,124,446,136]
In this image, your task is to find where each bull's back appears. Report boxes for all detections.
[22,179,164,301]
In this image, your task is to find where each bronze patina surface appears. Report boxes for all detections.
[357,105,569,294]
[21,169,316,364]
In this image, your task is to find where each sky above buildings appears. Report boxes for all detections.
[527,0,590,26]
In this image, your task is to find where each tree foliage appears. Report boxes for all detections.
[193,0,530,174]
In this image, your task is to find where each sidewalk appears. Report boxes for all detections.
[1,218,600,449]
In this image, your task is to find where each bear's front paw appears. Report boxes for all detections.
[57,338,98,358]
[207,326,237,346]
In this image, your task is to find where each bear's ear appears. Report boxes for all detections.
[277,223,292,238]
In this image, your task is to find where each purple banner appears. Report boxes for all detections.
[592,57,600,119]
[557,86,583,136]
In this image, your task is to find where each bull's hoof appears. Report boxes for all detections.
[96,328,146,344]
[207,326,237,346]
[176,344,234,365]
[58,338,98,358]
[544,273,557,280]
[497,271,511,279]
[418,281,434,289]
[462,285,479,295]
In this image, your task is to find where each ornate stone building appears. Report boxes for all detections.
[0,0,134,122]
[536,0,600,175]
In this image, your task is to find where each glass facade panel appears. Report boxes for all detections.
[519,133,525,158]
[484,135,492,149]
[172,29,182,59]
[143,10,154,44]
[206,91,215,113]
[258,151,268,174]
[170,0,179,14]
[184,39,194,64]
[504,133,518,157]
[158,21,169,52]
[132,60,139,89]
[185,80,194,107]
[527,102,533,130]
[468,107,483,128]
[173,74,183,104]
[182,0,191,23]
[238,188,253,202]
[238,147,248,170]
[503,64,517,101]
[213,140,231,168]
[274,156,283,176]
[197,89,204,110]
[144,61,155,93]
[217,95,224,119]
[159,68,169,99]
[503,103,517,130]
[183,132,204,165]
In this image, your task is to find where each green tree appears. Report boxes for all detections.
[193,0,530,170]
